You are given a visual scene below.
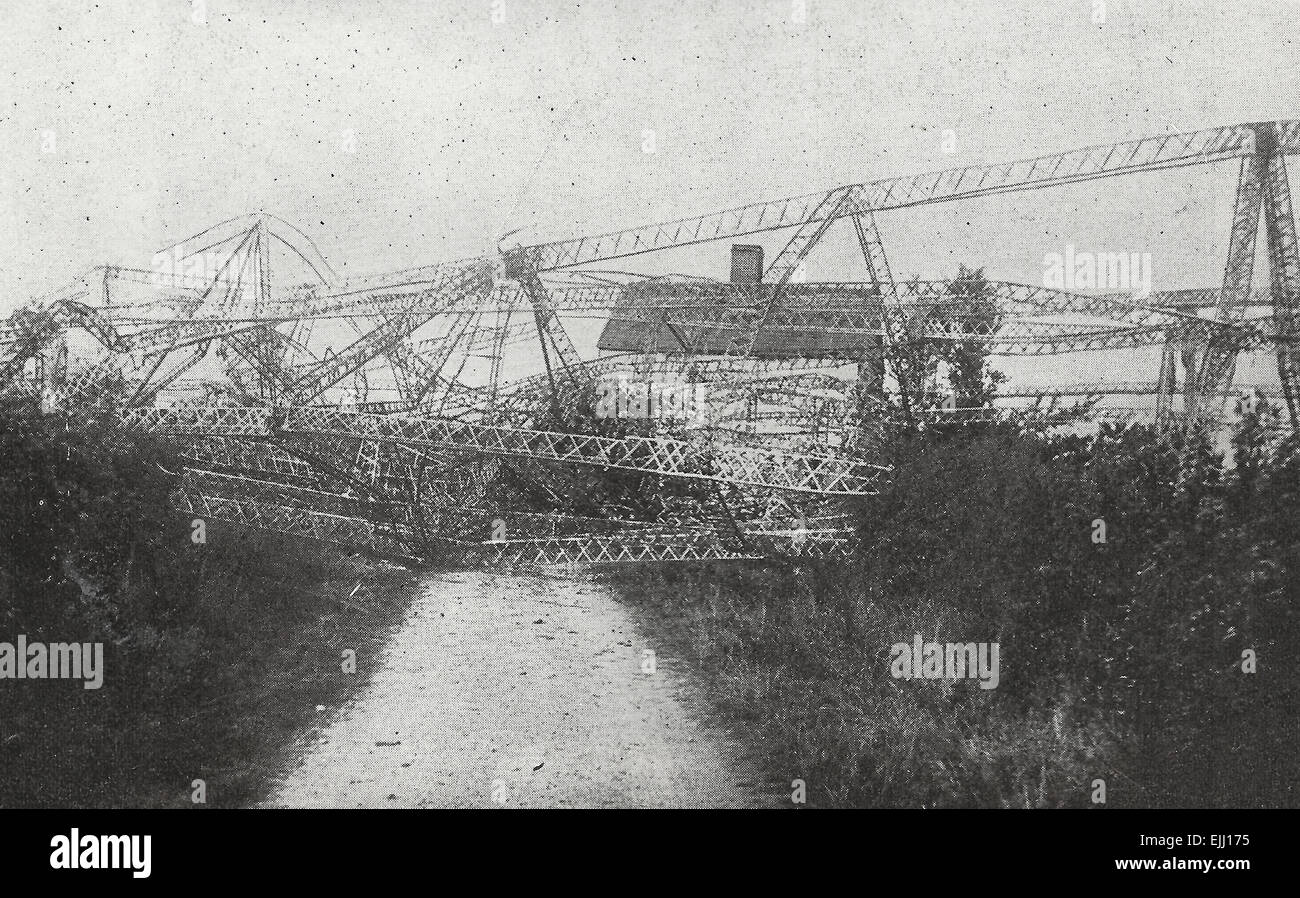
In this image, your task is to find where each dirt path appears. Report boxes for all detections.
[262,571,776,808]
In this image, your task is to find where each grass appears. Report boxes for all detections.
[0,410,424,808]
[3,407,1296,808]
[604,420,1300,809]
[0,524,421,807]
[607,561,1117,808]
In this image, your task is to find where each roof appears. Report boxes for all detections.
[596,282,886,359]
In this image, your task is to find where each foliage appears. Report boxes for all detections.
[608,401,1300,807]
[0,409,416,807]
[882,264,1006,417]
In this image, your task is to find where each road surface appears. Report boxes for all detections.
[263,570,776,808]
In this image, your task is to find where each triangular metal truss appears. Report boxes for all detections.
[5,123,1300,565]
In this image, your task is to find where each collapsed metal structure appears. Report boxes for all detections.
[3,120,1299,565]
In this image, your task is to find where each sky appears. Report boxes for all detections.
[2,0,1299,388]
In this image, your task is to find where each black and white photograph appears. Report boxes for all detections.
[0,0,1293,879]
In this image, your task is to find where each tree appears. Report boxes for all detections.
[938,265,1005,409]
[877,264,1005,428]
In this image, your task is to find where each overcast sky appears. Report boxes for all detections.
[2,0,1298,351]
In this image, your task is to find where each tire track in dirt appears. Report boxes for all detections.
[262,570,777,808]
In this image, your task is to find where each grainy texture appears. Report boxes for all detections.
[265,572,775,808]
[2,0,1298,819]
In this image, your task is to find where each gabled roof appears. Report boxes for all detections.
[597,282,886,358]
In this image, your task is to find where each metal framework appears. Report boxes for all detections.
[5,121,1300,565]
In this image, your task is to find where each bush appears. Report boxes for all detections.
[607,413,1300,807]
[0,409,417,807]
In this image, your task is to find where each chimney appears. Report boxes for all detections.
[730,245,763,285]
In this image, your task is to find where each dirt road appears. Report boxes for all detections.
[263,571,776,808]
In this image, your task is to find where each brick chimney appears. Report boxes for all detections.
[730,244,763,285]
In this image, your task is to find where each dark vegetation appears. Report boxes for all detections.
[609,412,1300,807]
[0,408,417,807]
[608,266,1299,808]
[3,258,1295,809]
